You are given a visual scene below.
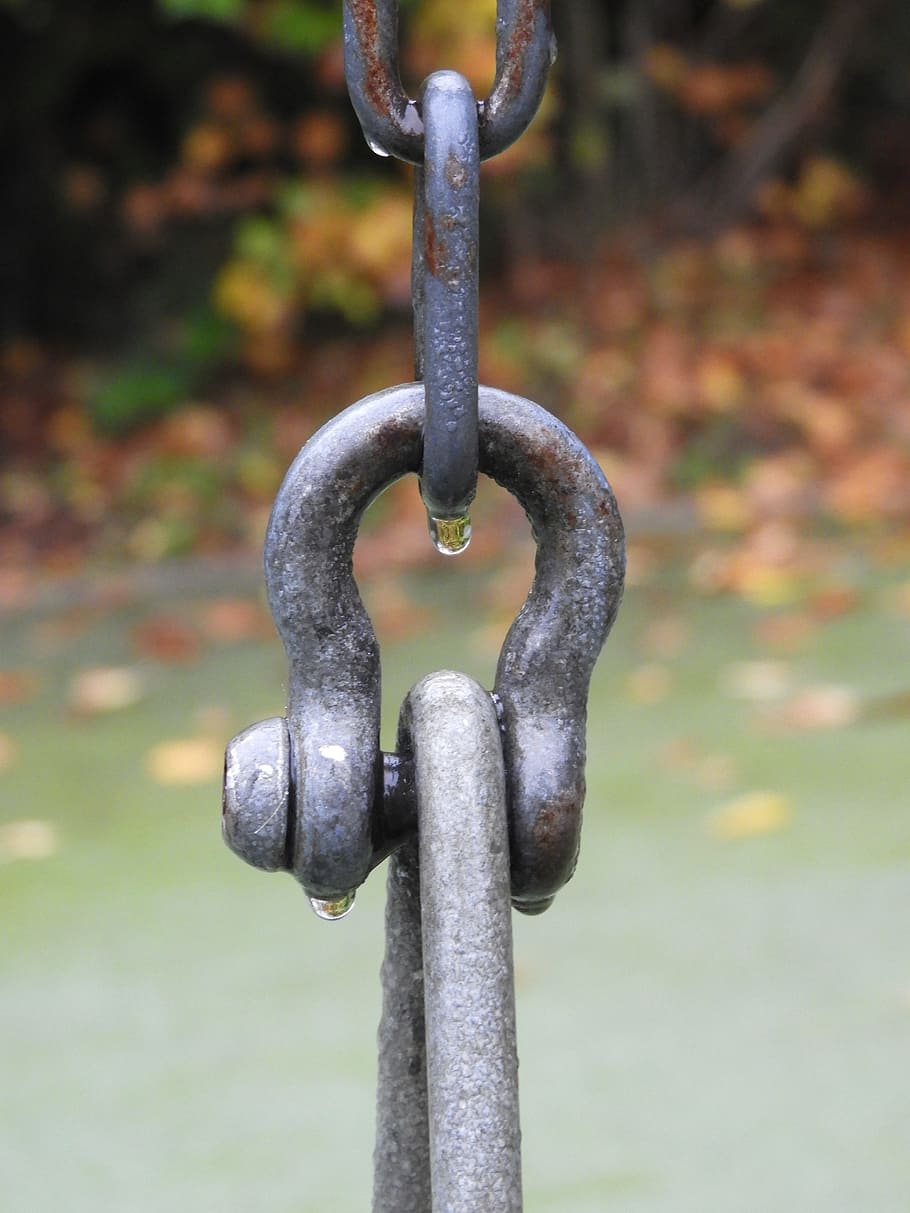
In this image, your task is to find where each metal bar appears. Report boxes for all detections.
[343,0,553,165]
[373,839,431,1213]
[406,670,522,1211]
[411,165,427,382]
[417,71,479,547]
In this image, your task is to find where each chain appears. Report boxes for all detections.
[343,0,554,165]
[222,4,625,1208]
[345,1,554,553]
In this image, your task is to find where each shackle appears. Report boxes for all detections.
[222,382,625,916]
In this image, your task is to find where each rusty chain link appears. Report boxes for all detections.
[343,0,554,165]
[222,2,624,1206]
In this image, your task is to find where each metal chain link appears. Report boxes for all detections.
[343,0,554,165]
[413,72,480,552]
[222,3,625,1206]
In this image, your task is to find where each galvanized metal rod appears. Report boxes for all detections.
[343,0,553,165]
[388,671,522,1212]
[373,839,431,1212]
[417,71,479,543]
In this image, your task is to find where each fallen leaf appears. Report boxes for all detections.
[626,663,672,704]
[775,685,859,730]
[133,615,201,664]
[641,615,691,659]
[199,597,271,643]
[720,659,791,702]
[752,611,815,652]
[0,818,59,862]
[695,482,752,533]
[0,733,17,773]
[0,670,39,705]
[810,586,860,621]
[708,791,791,839]
[659,736,700,771]
[69,666,145,717]
[145,736,223,785]
[193,704,235,737]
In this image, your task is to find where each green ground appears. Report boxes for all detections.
[2,536,909,1212]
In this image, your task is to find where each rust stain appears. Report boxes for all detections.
[424,210,444,281]
[444,151,468,190]
[349,0,393,116]
[531,789,578,852]
[499,0,546,100]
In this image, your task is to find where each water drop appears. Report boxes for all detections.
[428,512,472,556]
[308,890,356,921]
[366,135,390,158]
[548,34,558,67]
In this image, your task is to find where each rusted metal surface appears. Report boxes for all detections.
[342,0,553,164]
[222,382,625,914]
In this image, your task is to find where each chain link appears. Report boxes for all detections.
[413,71,480,550]
[343,0,554,164]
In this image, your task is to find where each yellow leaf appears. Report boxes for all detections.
[146,737,223,786]
[708,791,791,839]
[695,482,752,532]
[696,352,745,412]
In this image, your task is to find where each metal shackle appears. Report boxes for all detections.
[222,382,624,914]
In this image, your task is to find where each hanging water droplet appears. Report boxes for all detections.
[366,135,390,158]
[428,512,472,556]
[308,890,356,920]
[548,34,559,67]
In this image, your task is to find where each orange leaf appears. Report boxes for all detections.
[145,737,223,786]
[0,670,38,706]
[133,616,201,665]
[199,598,271,644]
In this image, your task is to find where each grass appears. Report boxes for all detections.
[1,538,909,1212]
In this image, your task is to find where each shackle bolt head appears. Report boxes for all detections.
[222,717,291,873]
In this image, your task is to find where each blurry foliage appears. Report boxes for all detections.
[1,0,910,574]
[160,0,341,55]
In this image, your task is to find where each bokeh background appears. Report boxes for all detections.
[2,2,909,1210]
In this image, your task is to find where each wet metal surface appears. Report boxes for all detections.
[223,383,625,912]
[343,0,553,163]
[415,71,479,525]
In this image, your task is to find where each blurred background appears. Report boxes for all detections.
[2,1,909,1209]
